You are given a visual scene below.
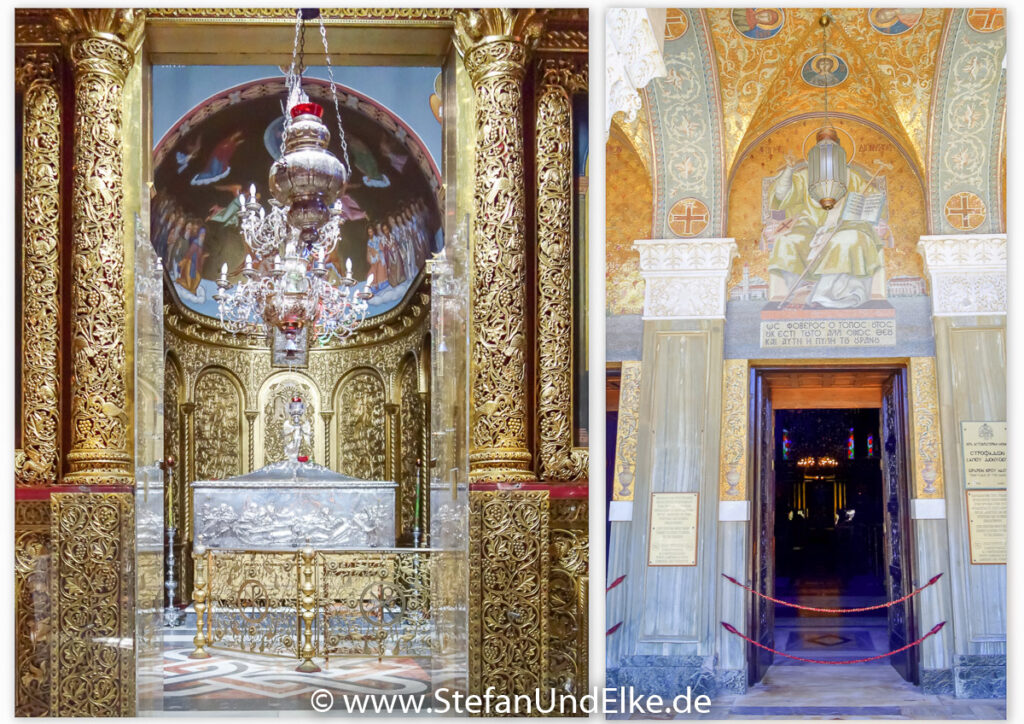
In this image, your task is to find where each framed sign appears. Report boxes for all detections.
[966,489,1007,565]
[961,421,1007,488]
[647,492,699,566]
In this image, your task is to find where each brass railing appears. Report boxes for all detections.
[190,547,436,670]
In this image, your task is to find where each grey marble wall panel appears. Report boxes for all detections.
[935,319,1006,660]
[911,518,954,670]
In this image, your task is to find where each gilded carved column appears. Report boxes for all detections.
[16,49,62,487]
[246,410,258,472]
[180,402,197,543]
[453,9,546,482]
[55,10,145,486]
[536,58,588,481]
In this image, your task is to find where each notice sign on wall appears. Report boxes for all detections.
[760,318,896,348]
[961,421,1007,489]
[648,492,699,566]
[966,490,1007,565]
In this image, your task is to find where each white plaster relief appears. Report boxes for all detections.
[634,238,738,319]
[918,234,1007,316]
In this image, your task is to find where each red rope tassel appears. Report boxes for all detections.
[721,621,946,665]
[722,573,943,613]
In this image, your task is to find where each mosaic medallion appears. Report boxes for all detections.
[667,197,710,237]
[664,8,689,40]
[731,8,785,40]
[966,8,1005,33]
[801,52,849,87]
[943,191,987,231]
[867,8,922,35]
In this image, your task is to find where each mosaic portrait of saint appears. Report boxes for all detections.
[868,8,923,36]
[731,8,785,40]
[801,53,849,88]
[760,154,893,309]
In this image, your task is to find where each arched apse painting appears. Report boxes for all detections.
[152,75,443,322]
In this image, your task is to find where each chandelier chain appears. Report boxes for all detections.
[319,16,351,175]
[822,13,830,126]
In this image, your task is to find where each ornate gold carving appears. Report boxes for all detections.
[719,359,750,500]
[58,11,145,485]
[15,500,51,716]
[612,362,642,501]
[454,10,546,482]
[548,499,588,700]
[261,377,316,465]
[468,490,550,697]
[16,49,62,487]
[399,357,421,539]
[336,369,388,478]
[909,357,944,498]
[537,59,588,482]
[50,493,135,716]
[194,371,243,480]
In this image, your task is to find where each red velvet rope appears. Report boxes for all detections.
[721,620,946,665]
[722,572,943,613]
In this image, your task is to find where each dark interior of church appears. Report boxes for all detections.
[774,408,886,619]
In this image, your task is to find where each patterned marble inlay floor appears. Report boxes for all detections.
[156,628,433,713]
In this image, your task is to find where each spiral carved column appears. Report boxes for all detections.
[454,9,545,482]
[58,11,144,487]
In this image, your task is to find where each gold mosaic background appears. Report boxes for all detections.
[606,125,652,317]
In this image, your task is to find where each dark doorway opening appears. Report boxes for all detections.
[747,366,918,688]
[773,409,887,664]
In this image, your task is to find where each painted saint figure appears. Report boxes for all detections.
[763,157,887,309]
[732,8,784,39]
[191,129,245,186]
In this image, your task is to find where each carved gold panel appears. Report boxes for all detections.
[50,492,135,716]
[536,57,589,482]
[335,368,388,479]
[16,49,62,487]
[719,359,749,500]
[258,373,320,467]
[468,490,550,698]
[15,500,51,716]
[548,499,588,701]
[612,361,642,502]
[909,357,944,498]
[193,369,244,481]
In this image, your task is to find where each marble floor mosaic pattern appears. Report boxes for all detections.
[159,631,431,713]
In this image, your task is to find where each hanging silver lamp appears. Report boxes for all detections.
[806,12,848,211]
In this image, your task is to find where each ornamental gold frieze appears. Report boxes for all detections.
[146,7,454,24]
[15,500,51,716]
[16,48,62,487]
[50,492,135,716]
[454,9,544,481]
[536,57,588,482]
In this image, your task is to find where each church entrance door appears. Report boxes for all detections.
[747,365,918,688]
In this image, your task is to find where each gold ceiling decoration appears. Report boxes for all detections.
[707,7,948,180]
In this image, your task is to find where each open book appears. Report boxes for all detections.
[841,191,885,224]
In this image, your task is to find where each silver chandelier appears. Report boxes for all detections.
[214,9,373,348]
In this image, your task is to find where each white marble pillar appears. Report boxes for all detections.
[607,238,742,695]
[917,234,1006,696]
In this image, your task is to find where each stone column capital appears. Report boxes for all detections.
[917,234,1007,316]
[633,237,739,320]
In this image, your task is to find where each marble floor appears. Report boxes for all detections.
[150,626,436,714]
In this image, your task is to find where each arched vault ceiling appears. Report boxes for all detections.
[706,7,947,178]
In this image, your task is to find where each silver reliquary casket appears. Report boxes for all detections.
[191,459,397,550]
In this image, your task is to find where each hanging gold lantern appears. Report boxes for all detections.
[806,12,848,211]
